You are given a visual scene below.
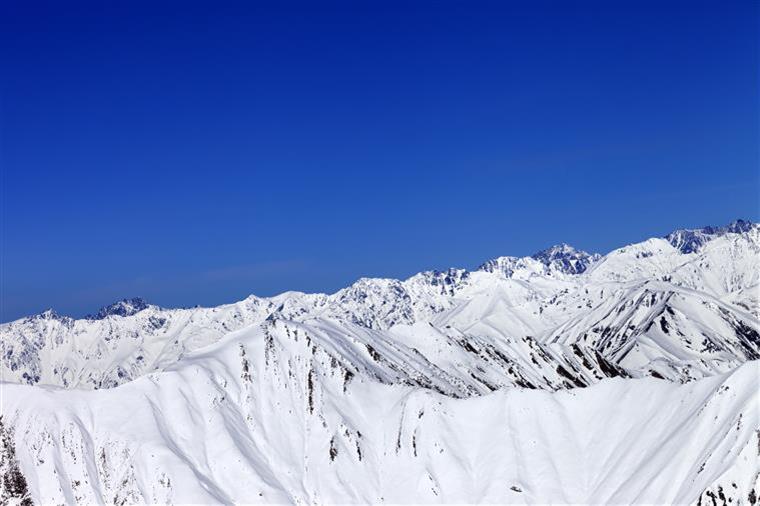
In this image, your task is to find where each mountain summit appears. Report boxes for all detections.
[88,297,151,320]
[665,219,755,253]
[531,243,601,274]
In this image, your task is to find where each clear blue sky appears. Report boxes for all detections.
[1,0,758,321]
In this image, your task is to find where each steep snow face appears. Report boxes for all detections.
[2,326,758,505]
[542,282,759,380]
[0,220,759,505]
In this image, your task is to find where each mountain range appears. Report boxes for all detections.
[1,220,758,504]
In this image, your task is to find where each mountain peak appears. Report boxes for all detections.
[531,243,599,274]
[725,219,755,233]
[532,242,578,257]
[89,297,150,319]
[665,219,756,254]
[33,308,67,321]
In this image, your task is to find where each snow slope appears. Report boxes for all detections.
[1,326,758,504]
[0,220,758,504]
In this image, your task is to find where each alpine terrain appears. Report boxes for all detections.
[1,220,758,505]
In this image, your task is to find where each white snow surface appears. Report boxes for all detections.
[0,221,759,504]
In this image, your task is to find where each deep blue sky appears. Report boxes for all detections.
[1,0,758,321]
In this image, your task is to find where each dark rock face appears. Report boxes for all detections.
[0,417,33,506]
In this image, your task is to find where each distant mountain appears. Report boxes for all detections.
[531,243,601,274]
[87,297,151,319]
[665,218,754,253]
[0,220,757,505]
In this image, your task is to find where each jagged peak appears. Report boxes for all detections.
[408,267,470,284]
[725,218,755,233]
[532,242,577,256]
[39,308,57,318]
[31,308,71,322]
[531,243,600,275]
[477,242,600,277]
[476,255,522,276]
[665,219,756,254]
[88,297,151,320]
[532,243,598,261]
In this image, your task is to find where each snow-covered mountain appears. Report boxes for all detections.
[1,220,758,504]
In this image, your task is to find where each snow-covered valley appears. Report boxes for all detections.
[1,220,758,504]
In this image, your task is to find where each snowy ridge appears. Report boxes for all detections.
[0,220,758,504]
[2,221,756,390]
